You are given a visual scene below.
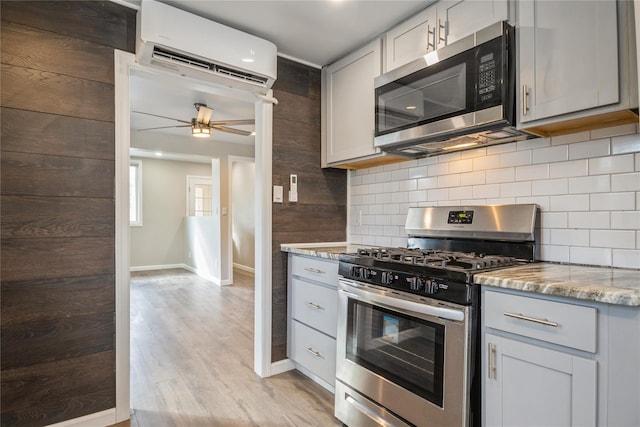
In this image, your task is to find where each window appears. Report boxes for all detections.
[187,176,213,216]
[130,160,142,226]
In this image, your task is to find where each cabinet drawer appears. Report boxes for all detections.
[291,278,338,338]
[291,255,338,287]
[484,290,597,353]
[291,320,337,386]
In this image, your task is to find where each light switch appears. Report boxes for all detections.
[273,185,283,203]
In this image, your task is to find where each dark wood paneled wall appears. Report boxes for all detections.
[271,58,348,361]
[0,2,135,426]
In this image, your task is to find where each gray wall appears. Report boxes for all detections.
[231,160,256,270]
[130,157,211,268]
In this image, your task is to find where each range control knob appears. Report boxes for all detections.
[408,277,424,291]
[361,268,371,279]
[380,271,393,285]
[425,279,439,295]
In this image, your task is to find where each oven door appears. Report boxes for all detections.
[335,278,472,427]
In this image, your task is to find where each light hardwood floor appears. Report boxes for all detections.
[128,268,340,427]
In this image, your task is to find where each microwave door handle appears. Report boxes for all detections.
[339,287,464,322]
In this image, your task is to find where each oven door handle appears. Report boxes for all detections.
[339,287,465,322]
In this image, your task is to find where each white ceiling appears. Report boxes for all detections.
[127,0,433,149]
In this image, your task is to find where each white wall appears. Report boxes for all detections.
[231,161,256,270]
[130,157,212,268]
[184,216,218,282]
[349,124,640,269]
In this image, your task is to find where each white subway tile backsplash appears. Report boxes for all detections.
[428,188,449,201]
[428,163,449,176]
[549,159,588,178]
[591,123,637,139]
[438,174,461,188]
[568,211,610,229]
[611,133,640,155]
[611,211,640,230]
[532,145,569,164]
[449,159,473,174]
[500,150,532,167]
[539,245,570,263]
[551,131,590,145]
[612,249,640,269]
[589,154,635,175]
[348,131,640,269]
[550,229,590,246]
[568,138,610,160]
[570,246,612,266]
[486,167,515,184]
[408,166,428,179]
[550,194,589,211]
[516,164,549,181]
[568,175,610,194]
[611,173,640,192]
[590,192,636,211]
[532,178,569,196]
[460,171,486,186]
[472,154,501,171]
[449,185,473,200]
[417,177,438,190]
[591,230,636,249]
[540,212,568,228]
[501,182,531,197]
[472,184,500,199]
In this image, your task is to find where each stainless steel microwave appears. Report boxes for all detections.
[374,21,534,157]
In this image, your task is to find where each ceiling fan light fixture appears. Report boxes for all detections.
[191,119,211,138]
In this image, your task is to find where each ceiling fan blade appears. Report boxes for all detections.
[196,104,214,125]
[138,125,191,131]
[211,125,253,136]
[210,119,255,126]
[132,111,191,124]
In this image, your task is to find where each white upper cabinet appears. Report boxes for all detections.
[384,0,509,72]
[518,1,619,124]
[322,39,383,167]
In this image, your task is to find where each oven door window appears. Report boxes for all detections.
[346,298,445,407]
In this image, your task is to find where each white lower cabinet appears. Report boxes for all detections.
[483,288,598,427]
[484,333,596,427]
[287,254,339,392]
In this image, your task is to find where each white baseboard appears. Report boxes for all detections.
[45,409,116,427]
[233,262,255,274]
[130,263,186,272]
[270,358,295,376]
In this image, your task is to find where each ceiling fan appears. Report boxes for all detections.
[133,103,255,138]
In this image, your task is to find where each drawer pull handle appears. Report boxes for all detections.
[305,346,322,358]
[488,343,497,380]
[304,267,324,274]
[504,312,559,328]
[304,301,322,310]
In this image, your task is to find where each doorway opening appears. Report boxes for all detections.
[114,50,276,423]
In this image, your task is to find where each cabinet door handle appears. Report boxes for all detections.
[522,84,530,116]
[438,19,446,43]
[304,267,324,274]
[504,312,559,328]
[427,25,435,51]
[305,346,322,358]
[488,343,497,379]
[304,301,322,310]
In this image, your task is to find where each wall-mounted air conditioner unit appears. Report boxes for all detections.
[136,0,277,93]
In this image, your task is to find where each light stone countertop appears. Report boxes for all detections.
[280,242,364,261]
[475,262,640,306]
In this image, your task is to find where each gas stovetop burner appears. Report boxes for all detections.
[356,247,519,271]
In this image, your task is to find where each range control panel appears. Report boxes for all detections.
[448,210,474,224]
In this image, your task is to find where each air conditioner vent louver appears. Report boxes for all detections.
[152,47,269,86]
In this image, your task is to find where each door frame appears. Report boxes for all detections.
[114,50,275,423]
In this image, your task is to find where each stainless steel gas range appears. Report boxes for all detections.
[335,204,539,427]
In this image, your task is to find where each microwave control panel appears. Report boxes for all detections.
[477,52,497,102]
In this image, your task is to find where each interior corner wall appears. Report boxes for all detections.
[231,161,256,270]
[270,57,348,361]
[0,1,136,425]
[130,157,212,269]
